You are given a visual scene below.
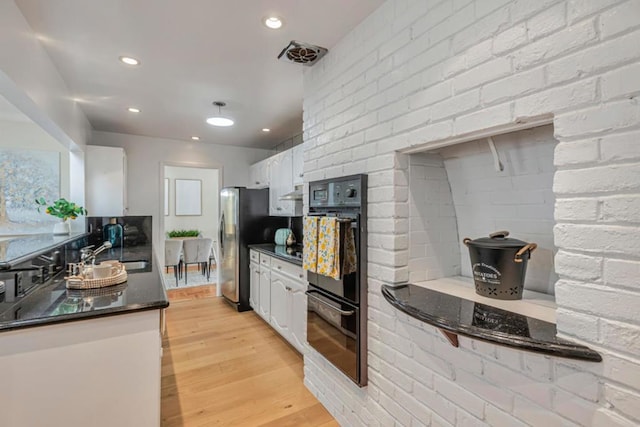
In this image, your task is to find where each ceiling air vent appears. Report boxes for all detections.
[277,40,328,66]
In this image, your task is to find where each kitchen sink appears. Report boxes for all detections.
[121,260,149,271]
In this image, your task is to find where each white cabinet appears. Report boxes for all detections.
[249,145,303,216]
[269,272,290,337]
[289,279,307,353]
[292,144,304,186]
[268,151,286,215]
[251,252,307,354]
[249,260,260,310]
[269,149,301,216]
[258,264,271,322]
[85,146,127,217]
[248,157,270,189]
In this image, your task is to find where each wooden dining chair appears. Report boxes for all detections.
[182,238,213,283]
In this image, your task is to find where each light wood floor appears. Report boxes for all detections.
[162,287,338,427]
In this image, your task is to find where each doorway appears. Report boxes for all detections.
[160,163,221,292]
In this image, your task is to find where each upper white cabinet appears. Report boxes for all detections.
[292,144,304,186]
[248,157,270,189]
[85,146,127,217]
[249,144,303,216]
[269,150,301,216]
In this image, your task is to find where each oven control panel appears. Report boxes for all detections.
[309,175,363,208]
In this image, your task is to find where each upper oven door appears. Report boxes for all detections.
[306,287,362,386]
[306,214,360,305]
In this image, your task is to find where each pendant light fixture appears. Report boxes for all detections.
[206,101,234,127]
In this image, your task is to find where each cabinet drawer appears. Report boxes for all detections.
[271,258,304,281]
[260,254,271,267]
[250,250,260,264]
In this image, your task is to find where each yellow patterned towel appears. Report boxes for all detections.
[303,216,318,272]
[342,224,357,276]
[317,217,340,280]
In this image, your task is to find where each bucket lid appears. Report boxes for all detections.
[465,231,529,249]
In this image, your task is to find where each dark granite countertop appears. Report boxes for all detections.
[0,245,168,332]
[382,284,601,362]
[249,243,303,266]
[0,232,89,270]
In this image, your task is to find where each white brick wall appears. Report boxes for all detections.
[407,153,461,283]
[302,0,640,425]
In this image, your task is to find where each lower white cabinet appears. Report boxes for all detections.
[249,250,306,354]
[249,261,260,310]
[269,272,290,337]
[289,281,307,352]
[258,264,271,322]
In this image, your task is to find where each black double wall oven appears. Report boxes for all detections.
[306,174,367,387]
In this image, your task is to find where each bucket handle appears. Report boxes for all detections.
[514,243,537,263]
[463,238,472,246]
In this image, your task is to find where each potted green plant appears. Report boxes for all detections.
[167,229,201,238]
[35,197,88,235]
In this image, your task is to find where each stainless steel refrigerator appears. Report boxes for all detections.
[218,187,287,311]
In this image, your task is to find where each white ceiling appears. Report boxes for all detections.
[15,0,384,149]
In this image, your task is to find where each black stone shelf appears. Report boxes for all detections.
[382,284,602,362]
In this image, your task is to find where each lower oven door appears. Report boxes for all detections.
[306,287,362,385]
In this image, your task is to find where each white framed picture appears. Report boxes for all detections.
[175,179,202,216]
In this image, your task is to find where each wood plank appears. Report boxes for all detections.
[166,284,217,302]
[161,294,336,426]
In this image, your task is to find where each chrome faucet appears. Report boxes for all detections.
[80,241,113,265]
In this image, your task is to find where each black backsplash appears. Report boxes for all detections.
[289,216,303,244]
[86,216,152,247]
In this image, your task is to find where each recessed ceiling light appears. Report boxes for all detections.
[262,128,271,132]
[119,56,140,66]
[127,107,140,113]
[264,16,283,29]
[206,101,234,127]
[191,136,200,141]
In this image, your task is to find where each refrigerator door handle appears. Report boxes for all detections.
[219,212,225,259]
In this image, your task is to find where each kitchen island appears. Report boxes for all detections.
[0,233,168,427]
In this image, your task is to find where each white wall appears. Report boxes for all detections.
[164,165,219,241]
[303,1,640,426]
[0,1,91,233]
[91,131,273,260]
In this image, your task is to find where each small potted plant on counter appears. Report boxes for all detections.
[35,197,88,235]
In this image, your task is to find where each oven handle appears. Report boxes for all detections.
[306,290,355,316]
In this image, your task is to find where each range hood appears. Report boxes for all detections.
[279,188,303,201]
